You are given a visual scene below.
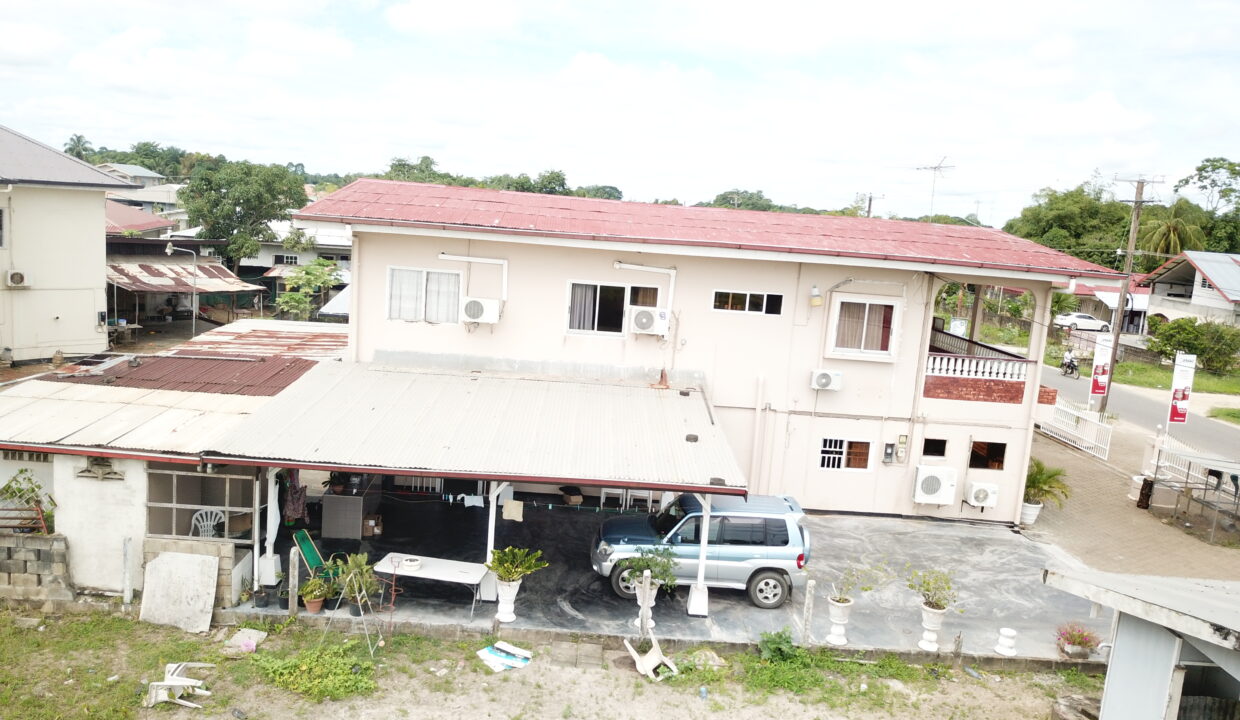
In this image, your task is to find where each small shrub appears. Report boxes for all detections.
[906,568,958,610]
[1056,623,1100,650]
[254,642,376,701]
[757,627,800,663]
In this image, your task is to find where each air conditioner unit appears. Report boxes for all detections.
[913,465,957,504]
[965,481,1000,508]
[6,270,30,288]
[628,306,670,336]
[459,296,501,324]
[810,369,844,391]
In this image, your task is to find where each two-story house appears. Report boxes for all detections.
[289,180,1124,523]
[0,125,136,363]
[96,163,165,188]
[1143,250,1240,328]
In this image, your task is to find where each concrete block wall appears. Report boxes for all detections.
[923,376,1025,404]
[143,538,237,609]
[0,533,74,604]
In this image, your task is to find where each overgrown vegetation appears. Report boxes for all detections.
[253,641,377,701]
[1146,317,1240,375]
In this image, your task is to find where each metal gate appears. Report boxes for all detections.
[1038,397,1113,460]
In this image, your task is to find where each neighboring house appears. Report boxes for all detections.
[170,219,353,271]
[292,179,1124,521]
[107,183,188,230]
[0,125,136,363]
[95,162,165,188]
[104,199,175,239]
[1045,568,1240,720]
[1143,250,1240,327]
[1072,279,1150,334]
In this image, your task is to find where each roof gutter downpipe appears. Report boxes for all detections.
[614,261,676,311]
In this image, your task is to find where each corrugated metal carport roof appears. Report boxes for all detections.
[107,256,263,294]
[207,363,747,494]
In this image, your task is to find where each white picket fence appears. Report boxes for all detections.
[1038,397,1113,460]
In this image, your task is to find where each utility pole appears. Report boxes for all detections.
[1098,177,1161,413]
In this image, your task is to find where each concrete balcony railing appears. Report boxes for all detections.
[926,353,1031,382]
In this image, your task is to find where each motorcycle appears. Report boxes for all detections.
[1060,359,1080,379]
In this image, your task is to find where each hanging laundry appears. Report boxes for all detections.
[502,500,524,521]
[283,469,309,523]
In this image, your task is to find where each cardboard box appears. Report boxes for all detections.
[362,514,382,537]
[559,485,583,506]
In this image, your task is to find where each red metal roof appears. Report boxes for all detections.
[105,200,175,234]
[170,320,348,360]
[296,179,1125,280]
[51,355,315,396]
[107,256,264,294]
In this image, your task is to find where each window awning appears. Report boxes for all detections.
[204,362,748,495]
[107,256,264,294]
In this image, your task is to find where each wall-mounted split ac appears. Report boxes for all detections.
[6,270,30,288]
[628,306,670,336]
[913,465,957,504]
[460,296,501,324]
[810,369,843,391]
[965,481,1000,508]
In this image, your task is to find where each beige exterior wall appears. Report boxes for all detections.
[0,185,109,361]
[342,225,1053,520]
[54,455,147,593]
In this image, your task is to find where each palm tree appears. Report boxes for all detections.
[1024,458,1070,507]
[1139,199,1206,258]
[1050,291,1079,317]
[63,134,93,160]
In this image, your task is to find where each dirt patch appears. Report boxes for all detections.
[1148,504,1240,549]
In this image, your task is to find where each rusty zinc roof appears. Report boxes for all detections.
[50,354,315,396]
[106,256,264,294]
[296,179,1126,280]
[104,200,176,234]
[170,319,348,360]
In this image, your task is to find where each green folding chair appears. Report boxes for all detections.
[293,529,342,580]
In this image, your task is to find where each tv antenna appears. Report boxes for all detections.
[916,156,955,220]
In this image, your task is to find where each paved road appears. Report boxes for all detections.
[1040,365,1240,460]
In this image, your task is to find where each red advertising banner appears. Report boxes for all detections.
[1168,352,1197,424]
[1090,334,1113,396]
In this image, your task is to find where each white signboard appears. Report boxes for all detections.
[1091,334,1114,396]
[1168,352,1197,424]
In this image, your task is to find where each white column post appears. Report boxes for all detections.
[480,481,510,602]
[687,493,711,617]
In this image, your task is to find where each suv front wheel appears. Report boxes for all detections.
[610,567,639,600]
[747,570,790,609]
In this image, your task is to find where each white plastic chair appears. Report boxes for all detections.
[190,509,225,538]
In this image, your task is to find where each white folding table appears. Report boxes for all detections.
[375,552,489,618]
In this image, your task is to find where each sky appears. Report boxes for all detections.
[2,0,1238,226]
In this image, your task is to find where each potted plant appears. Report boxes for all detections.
[252,586,271,608]
[825,563,890,647]
[1022,458,1070,526]
[1056,622,1100,659]
[339,553,380,616]
[615,547,678,630]
[299,576,333,615]
[907,568,959,652]
[485,546,549,623]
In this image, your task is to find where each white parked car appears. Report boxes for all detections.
[1054,312,1110,332]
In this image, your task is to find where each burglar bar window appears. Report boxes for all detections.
[821,438,870,469]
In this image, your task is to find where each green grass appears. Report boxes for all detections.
[1043,349,1240,395]
[1057,667,1105,693]
[1209,407,1240,424]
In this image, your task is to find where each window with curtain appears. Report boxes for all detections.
[834,300,894,353]
[388,268,460,323]
[820,438,870,469]
[569,282,629,333]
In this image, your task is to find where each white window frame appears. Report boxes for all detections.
[387,265,463,324]
[565,280,659,336]
[819,438,872,470]
[825,294,902,362]
[273,254,299,266]
[711,289,785,316]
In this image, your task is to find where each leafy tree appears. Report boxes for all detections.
[482,172,536,193]
[180,161,308,271]
[532,170,570,195]
[1139,198,1206,261]
[385,156,467,185]
[1003,180,1129,268]
[1204,209,1240,254]
[1175,157,1240,212]
[652,198,682,205]
[575,185,623,200]
[275,259,342,321]
[64,134,93,160]
[180,152,227,178]
[1146,317,1240,374]
[697,189,777,212]
[281,226,316,253]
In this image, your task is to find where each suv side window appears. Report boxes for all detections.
[719,517,766,545]
[765,518,790,546]
[675,516,721,544]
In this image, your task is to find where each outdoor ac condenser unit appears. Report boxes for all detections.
[965,481,1000,508]
[913,465,958,504]
[459,296,501,324]
[5,270,29,287]
[628,306,670,336]
[810,369,843,391]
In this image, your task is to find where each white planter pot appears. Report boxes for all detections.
[826,597,853,646]
[495,579,522,623]
[918,603,948,652]
[1020,501,1044,526]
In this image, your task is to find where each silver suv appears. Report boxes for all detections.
[590,493,811,609]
